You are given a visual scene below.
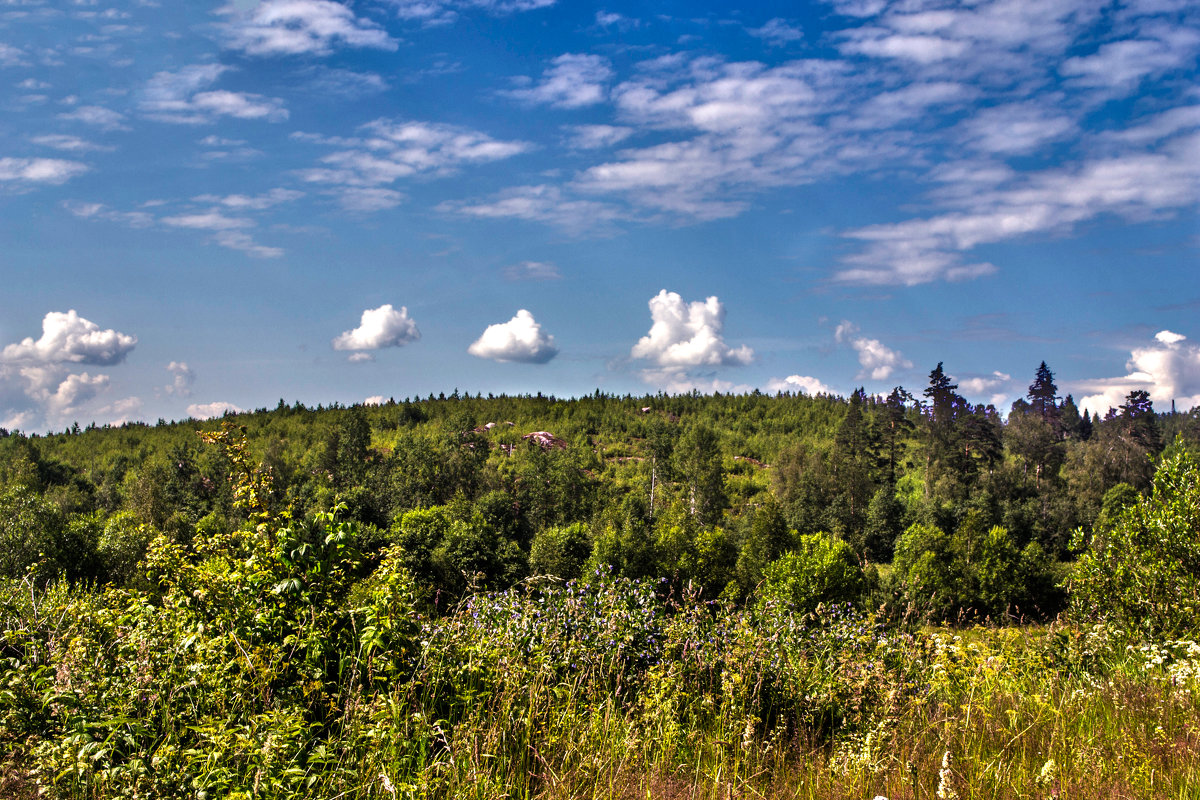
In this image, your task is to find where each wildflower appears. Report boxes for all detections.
[1037,758,1057,786]
[936,751,958,800]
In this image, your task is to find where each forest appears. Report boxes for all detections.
[2,361,1199,798]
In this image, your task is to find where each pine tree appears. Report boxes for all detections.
[1028,361,1059,420]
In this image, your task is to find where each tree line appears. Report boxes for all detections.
[2,361,1197,620]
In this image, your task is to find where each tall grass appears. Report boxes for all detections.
[4,570,1197,799]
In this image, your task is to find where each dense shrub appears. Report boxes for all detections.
[757,533,866,614]
[1071,448,1200,638]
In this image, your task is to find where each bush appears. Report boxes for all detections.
[529,522,592,580]
[1071,448,1200,638]
[757,532,866,614]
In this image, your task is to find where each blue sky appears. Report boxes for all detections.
[1,0,1199,431]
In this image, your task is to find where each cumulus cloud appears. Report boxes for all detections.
[468,309,558,363]
[1,310,136,366]
[43,372,109,417]
[142,64,287,124]
[958,370,1012,407]
[332,304,420,352]
[187,401,244,420]
[0,157,89,186]
[1076,330,1200,416]
[835,321,912,381]
[766,374,834,395]
[503,260,561,280]
[164,361,194,397]
[639,370,754,395]
[220,0,398,56]
[0,311,138,429]
[504,54,613,108]
[631,290,753,369]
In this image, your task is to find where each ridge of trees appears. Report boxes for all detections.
[3,363,1199,620]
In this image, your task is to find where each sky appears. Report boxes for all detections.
[1,0,1199,432]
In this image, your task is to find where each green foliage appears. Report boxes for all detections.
[96,511,155,587]
[895,514,1060,620]
[757,532,866,614]
[529,522,593,579]
[0,483,69,582]
[1071,447,1200,638]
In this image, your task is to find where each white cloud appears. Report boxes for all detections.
[335,187,405,211]
[468,309,558,363]
[213,230,284,258]
[503,260,561,280]
[161,210,252,230]
[1109,105,1200,145]
[571,58,840,220]
[959,102,1076,155]
[504,54,613,108]
[835,321,912,381]
[220,0,398,56]
[142,64,287,124]
[637,369,753,395]
[192,188,304,210]
[63,200,154,228]
[564,124,633,150]
[43,371,109,417]
[29,134,114,152]
[0,157,89,186]
[364,394,386,405]
[304,66,388,96]
[57,105,129,130]
[296,119,529,204]
[0,43,27,66]
[187,401,244,420]
[332,304,420,352]
[747,18,803,46]
[1076,330,1200,415]
[1061,27,1200,95]
[70,200,283,257]
[164,361,194,397]
[839,28,969,63]
[388,0,556,27]
[442,184,623,232]
[836,133,1200,285]
[93,396,143,427]
[631,290,753,369]
[766,374,834,395]
[348,352,375,363]
[958,370,1012,407]
[0,311,139,429]
[1,310,136,366]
